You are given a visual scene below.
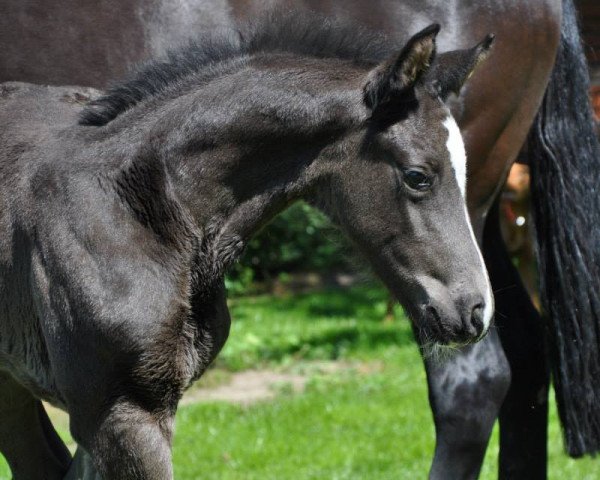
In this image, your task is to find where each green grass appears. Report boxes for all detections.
[1,285,597,478]
[217,285,409,371]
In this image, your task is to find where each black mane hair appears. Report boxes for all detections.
[79,11,397,126]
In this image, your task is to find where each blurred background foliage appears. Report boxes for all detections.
[226,202,359,295]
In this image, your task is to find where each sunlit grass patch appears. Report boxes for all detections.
[0,284,597,479]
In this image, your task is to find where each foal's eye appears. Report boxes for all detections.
[403,170,432,191]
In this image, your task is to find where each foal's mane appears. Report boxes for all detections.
[79,11,396,127]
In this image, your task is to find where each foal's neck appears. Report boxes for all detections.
[96,59,362,272]
[162,131,333,268]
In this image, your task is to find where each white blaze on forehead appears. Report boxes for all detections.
[443,116,467,197]
[443,115,494,332]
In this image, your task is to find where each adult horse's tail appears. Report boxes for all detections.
[528,0,600,457]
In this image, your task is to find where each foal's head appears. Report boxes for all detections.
[308,26,496,345]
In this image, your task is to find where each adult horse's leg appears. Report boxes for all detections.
[420,330,510,480]
[422,201,549,480]
[0,371,71,479]
[483,202,550,479]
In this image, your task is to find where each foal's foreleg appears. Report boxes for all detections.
[69,400,175,480]
[0,371,71,479]
[64,447,102,480]
[419,330,511,480]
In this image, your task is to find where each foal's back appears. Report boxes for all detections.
[2,81,101,137]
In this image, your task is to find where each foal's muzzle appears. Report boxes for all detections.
[422,292,488,344]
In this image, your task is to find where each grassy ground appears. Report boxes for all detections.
[0,285,597,478]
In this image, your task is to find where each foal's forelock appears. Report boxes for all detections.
[443,115,494,331]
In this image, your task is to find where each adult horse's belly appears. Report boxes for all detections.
[0,0,235,87]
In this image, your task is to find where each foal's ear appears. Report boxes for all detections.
[363,24,440,110]
[426,34,495,101]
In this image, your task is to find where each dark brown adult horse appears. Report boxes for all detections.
[2,1,600,479]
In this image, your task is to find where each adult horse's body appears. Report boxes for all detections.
[0,15,496,479]
[2,1,600,479]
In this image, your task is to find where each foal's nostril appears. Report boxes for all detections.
[470,304,485,337]
[423,305,444,339]
[421,299,486,343]
[425,305,441,322]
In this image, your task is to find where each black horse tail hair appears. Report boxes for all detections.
[528,0,600,457]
